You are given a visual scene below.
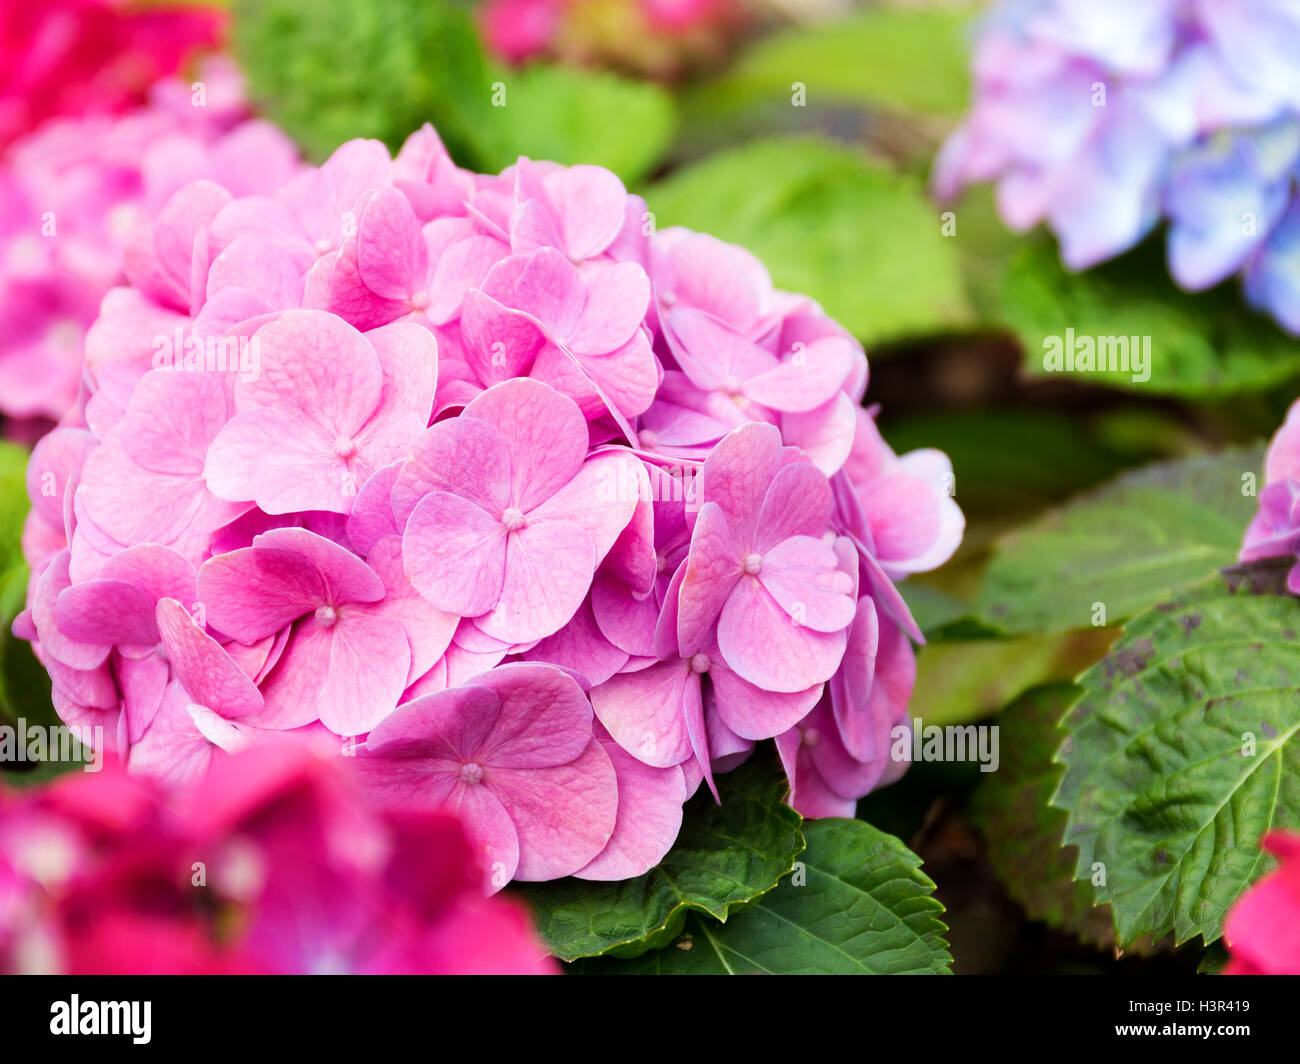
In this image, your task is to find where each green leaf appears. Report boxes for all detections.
[472,65,675,185]
[976,446,1265,636]
[514,750,803,962]
[644,136,971,344]
[970,684,1115,949]
[573,819,951,974]
[0,440,65,782]
[1053,560,1300,947]
[233,0,495,166]
[910,628,1114,727]
[233,0,675,183]
[1001,237,1300,397]
[681,7,974,129]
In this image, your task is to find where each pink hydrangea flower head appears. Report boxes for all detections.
[14,121,962,885]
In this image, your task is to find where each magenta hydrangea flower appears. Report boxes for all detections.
[1224,831,1300,975]
[15,121,963,885]
[0,746,556,974]
[0,58,299,423]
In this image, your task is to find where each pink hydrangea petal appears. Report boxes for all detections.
[490,735,618,881]
[676,501,740,657]
[366,683,501,760]
[753,462,834,552]
[155,598,265,720]
[742,336,855,412]
[526,451,638,563]
[357,188,427,300]
[545,164,628,261]
[34,551,110,670]
[710,665,822,742]
[205,407,352,514]
[591,575,660,657]
[757,535,857,633]
[347,462,403,556]
[575,728,687,881]
[464,378,587,511]
[252,527,387,606]
[403,491,507,616]
[261,613,410,735]
[589,658,694,768]
[198,546,326,643]
[466,663,595,768]
[235,309,381,434]
[567,262,650,354]
[717,575,847,691]
[393,415,511,525]
[56,579,160,646]
[700,421,783,546]
[781,392,857,476]
[475,519,595,644]
[355,535,457,684]
[525,598,629,686]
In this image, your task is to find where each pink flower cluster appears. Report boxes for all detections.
[1240,398,1300,589]
[0,746,555,974]
[1224,831,1300,975]
[0,59,299,423]
[17,126,963,888]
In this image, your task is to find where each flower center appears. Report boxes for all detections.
[459,762,484,785]
[315,605,339,628]
[333,436,356,459]
[660,290,677,307]
[803,727,820,747]
[689,653,710,674]
[743,552,763,576]
[409,290,431,311]
[724,374,743,396]
[313,237,333,256]
[638,428,658,450]
[502,507,526,532]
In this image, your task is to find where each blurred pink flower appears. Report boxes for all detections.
[1224,831,1300,975]
[0,746,557,974]
[0,0,224,148]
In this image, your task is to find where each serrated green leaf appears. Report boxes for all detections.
[1002,238,1300,397]
[644,136,971,344]
[572,819,950,974]
[970,683,1116,949]
[1052,560,1300,947]
[514,750,803,962]
[976,446,1265,636]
